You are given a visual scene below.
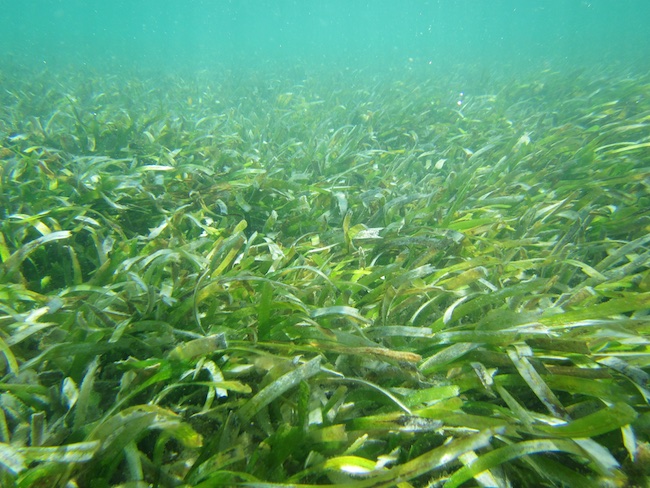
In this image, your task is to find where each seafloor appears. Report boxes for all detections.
[0,62,649,487]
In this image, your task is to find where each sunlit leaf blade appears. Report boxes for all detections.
[0,442,26,474]
[403,385,460,407]
[420,343,479,375]
[534,402,637,438]
[507,346,567,419]
[0,335,19,375]
[324,455,378,475]
[21,441,100,464]
[73,355,100,431]
[445,439,610,488]
[0,231,71,281]
[239,356,322,422]
[167,333,228,362]
[347,412,442,432]
[386,428,497,484]
[311,306,372,325]
[90,405,202,459]
[539,293,650,326]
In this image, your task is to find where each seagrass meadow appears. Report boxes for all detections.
[0,61,650,487]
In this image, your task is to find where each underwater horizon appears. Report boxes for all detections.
[2,0,650,73]
[1,2,650,487]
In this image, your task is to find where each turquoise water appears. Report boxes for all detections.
[2,1,649,72]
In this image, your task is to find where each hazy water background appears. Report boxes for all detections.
[2,0,649,75]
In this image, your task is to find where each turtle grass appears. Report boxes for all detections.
[0,62,649,487]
